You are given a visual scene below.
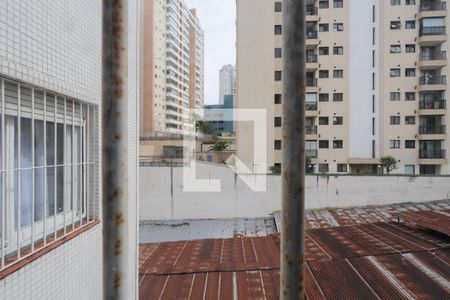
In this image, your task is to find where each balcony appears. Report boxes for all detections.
[419,2,447,19]
[306,78,318,87]
[306,31,319,48]
[306,125,317,135]
[419,99,446,115]
[306,6,319,22]
[418,51,447,68]
[419,149,446,159]
[306,102,318,111]
[418,27,447,45]
[306,149,318,158]
[306,78,319,93]
[419,125,446,134]
[418,75,447,91]
[306,55,319,70]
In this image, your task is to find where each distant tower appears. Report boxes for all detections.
[219,64,236,104]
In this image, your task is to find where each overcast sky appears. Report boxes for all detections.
[186,0,236,105]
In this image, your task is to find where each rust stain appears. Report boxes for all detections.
[114,272,121,288]
[115,213,125,226]
[115,239,122,256]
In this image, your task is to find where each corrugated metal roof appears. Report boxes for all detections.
[139,201,450,299]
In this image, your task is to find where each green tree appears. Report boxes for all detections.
[209,139,230,163]
[380,156,398,174]
[196,120,215,135]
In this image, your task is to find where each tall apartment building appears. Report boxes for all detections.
[142,0,204,136]
[0,1,139,298]
[236,0,450,175]
[219,64,237,104]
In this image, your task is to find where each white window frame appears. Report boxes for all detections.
[0,77,97,269]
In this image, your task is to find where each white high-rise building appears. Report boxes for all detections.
[142,0,205,136]
[219,64,236,104]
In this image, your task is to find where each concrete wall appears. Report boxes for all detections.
[140,162,450,220]
[0,225,103,299]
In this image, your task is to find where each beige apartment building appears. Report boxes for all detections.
[142,0,204,136]
[236,0,450,175]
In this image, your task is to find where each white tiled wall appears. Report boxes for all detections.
[0,225,103,300]
[0,0,139,298]
[0,0,102,104]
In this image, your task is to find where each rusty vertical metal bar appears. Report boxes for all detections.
[281,0,306,299]
[102,0,130,299]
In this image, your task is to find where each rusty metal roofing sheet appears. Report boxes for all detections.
[398,210,450,236]
[139,201,450,299]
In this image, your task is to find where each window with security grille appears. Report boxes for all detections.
[0,76,98,260]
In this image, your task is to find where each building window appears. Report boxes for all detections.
[274,2,282,12]
[390,45,401,53]
[391,0,401,5]
[390,21,401,30]
[405,0,415,5]
[319,117,329,125]
[333,46,344,55]
[405,116,416,124]
[405,165,415,175]
[405,44,416,53]
[337,164,347,172]
[274,140,282,150]
[333,140,343,149]
[274,94,282,104]
[333,23,344,31]
[333,70,344,78]
[405,68,416,77]
[319,93,329,102]
[0,77,98,261]
[405,140,416,149]
[333,0,344,8]
[405,92,415,101]
[390,92,400,101]
[319,23,329,32]
[390,68,401,77]
[319,70,329,78]
[319,47,329,55]
[319,0,329,9]
[405,20,415,29]
[390,116,401,125]
[274,117,282,127]
[274,25,282,35]
[274,71,282,81]
[333,116,343,125]
[319,163,329,173]
[274,48,282,58]
[319,140,329,148]
[333,93,343,102]
[390,140,401,149]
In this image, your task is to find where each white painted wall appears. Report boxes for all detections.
[0,225,103,299]
[140,162,450,220]
[348,0,377,158]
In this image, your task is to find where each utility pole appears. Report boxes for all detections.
[281,0,306,299]
[102,0,130,298]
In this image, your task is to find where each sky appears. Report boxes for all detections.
[186,0,236,105]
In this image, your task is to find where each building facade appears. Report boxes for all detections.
[219,64,237,104]
[236,0,450,175]
[205,94,235,135]
[0,1,139,298]
[142,0,204,136]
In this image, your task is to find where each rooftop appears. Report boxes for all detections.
[139,201,450,299]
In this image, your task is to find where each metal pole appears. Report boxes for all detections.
[281,0,306,299]
[102,0,130,299]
